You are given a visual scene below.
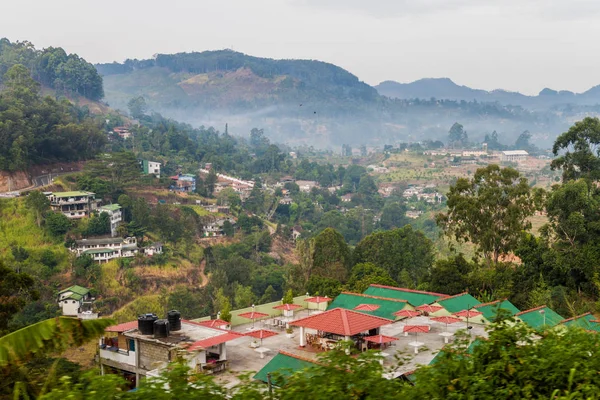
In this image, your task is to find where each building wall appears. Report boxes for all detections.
[138,341,172,371]
[61,299,81,316]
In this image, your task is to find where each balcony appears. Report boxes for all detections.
[99,347,136,366]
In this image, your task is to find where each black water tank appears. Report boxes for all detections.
[138,313,158,335]
[167,310,182,331]
[154,319,170,338]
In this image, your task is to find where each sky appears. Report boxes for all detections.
[2,0,600,95]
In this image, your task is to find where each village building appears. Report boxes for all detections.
[295,180,319,193]
[99,204,122,237]
[501,150,529,162]
[279,196,293,205]
[170,174,196,192]
[291,225,303,241]
[363,285,446,307]
[72,237,162,263]
[141,160,161,178]
[515,305,564,329]
[113,126,131,139]
[57,285,96,318]
[406,210,423,219]
[203,218,236,237]
[46,191,99,219]
[340,193,354,203]
[327,292,413,321]
[99,317,244,388]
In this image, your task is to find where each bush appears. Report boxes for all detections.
[39,249,58,268]
[45,212,72,237]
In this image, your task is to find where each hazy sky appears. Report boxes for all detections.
[2,0,600,95]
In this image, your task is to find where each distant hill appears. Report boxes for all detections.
[376,78,600,110]
[97,51,582,147]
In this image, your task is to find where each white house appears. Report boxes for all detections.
[99,204,122,237]
[46,191,99,219]
[295,180,319,193]
[73,237,143,263]
[501,150,529,162]
[141,160,161,178]
[57,285,94,317]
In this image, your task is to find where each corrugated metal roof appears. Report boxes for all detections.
[473,299,520,321]
[436,293,481,313]
[516,306,563,329]
[50,191,94,198]
[363,285,445,307]
[253,351,317,385]
[560,313,600,332]
[327,292,408,320]
[290,308,392,336]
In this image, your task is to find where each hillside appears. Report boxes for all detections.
[376,78,600,110]
[97,51,567,147]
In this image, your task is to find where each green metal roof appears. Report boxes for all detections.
[51,191,94,198]
[516,306,563,329]
[436,293,481,314]
[429,338,484,366]
[363,285,445,307]
[473,299,520,322]
[327,292,408,320]
[561,313,600,332]
[254,352,316,386]
[58,285,90,296]
[100,204,121,211]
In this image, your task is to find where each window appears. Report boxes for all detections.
[72,300,77,304]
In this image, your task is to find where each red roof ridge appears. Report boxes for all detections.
[515,305,547,316]
[182,319,231,333]
[340,292,408,303]
[560,312,592,323]
[369,284,446,297]
[437,292,470,303]
[105,320,138,332]
[340,310,351,337]
[278,350,320,365]
[473,299,506,309]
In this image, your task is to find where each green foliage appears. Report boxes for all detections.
[353,225,435,286]
[311,228,352,281]
[306,275,343,298]
[0,261,38,334]
[166,286,211,320]
[551,116,600,182]
[84,152,141,192]
[428,255,474,295]
[437,165,538,264]
[282,289,294,304]
[345,262,397,293]
[0,317,113,367]
[0,65,105,171]
[84,212,110,237]
[234,284,256,308]
[379,202,408,230]
[127,96,147,119]
[448,122,468,147]
[25,191,50,228]
[45,212,71,237]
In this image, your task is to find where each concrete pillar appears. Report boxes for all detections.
[219,343,227,361]
[100,363,104,375]
[300,327,306,347]
[135,372,140,387]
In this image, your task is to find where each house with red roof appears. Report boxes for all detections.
[99,317,243,388]
[290,308,392,348]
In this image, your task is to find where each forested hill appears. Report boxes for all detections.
[376,78,600,110]
[0,38,103,101]
[96,51,569,147]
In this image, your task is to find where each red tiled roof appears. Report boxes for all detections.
[430,316,463,324]
[238,311,270,319]
[364,334,398,344]
[415,304,443,313]
[187,332,244,351]
[305,296,332,304]
[290,308,392,336]
[245,329,279,340]
[454,309,483,318]
[105,321,138,332]
[368,284,446,297]
[354,304,381,312]
[394,309,422,318]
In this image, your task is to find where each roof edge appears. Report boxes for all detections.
[368,284,446,297]
[515,305,547,316]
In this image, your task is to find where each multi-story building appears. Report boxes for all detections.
[170,174,196,192]
[46,191,98,219]
[501,150,529,162]
[141,160,161,178]
[99,204,122,237]
[72,237,162,263]
[57,285,96,318]
[99,318,242,388]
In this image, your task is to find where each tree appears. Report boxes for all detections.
[437,165,538,264]
[85,152,141,191]
[306,275,343,298]
[514,130,537,153]
[345,263,397,293]
[353,226,435,286]
[379,202,408,230]
[551,117,600,182]
[448,122,468,148]
[427,255,474,295]
[45,212,71,237]
[311,228,352,282]
[25,191,50,228]
[282,289,294,304]
[127,96,147,119]
[205,169,218,197]
[259,285,279,304]
[222,220,234,237]
[0,262,38,334]
[217,187,241,209]
[233,284,255,308]
[85,212,110,236]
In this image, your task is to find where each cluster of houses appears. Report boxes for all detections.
[402,185,444,203]
[423,148,531,164]
[93,283,599,389]
[199,165,255,200]
[45,191,163,263]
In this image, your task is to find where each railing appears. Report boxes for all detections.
[99,347,136,365]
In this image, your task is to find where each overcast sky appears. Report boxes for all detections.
[2,0,600,95]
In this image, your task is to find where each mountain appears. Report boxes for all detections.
[97,51,576,147]
[376,78,600,110]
